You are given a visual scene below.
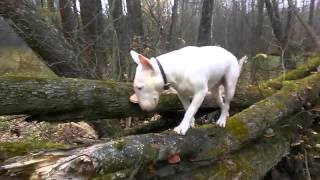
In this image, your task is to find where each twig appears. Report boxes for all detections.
[304,149,311,180]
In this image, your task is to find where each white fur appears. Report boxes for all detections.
[130,46,247,135]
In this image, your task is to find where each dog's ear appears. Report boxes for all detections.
[130,50,154,70]
[138,54,154,70]
[130,50,140,64]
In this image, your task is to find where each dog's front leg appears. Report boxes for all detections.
[174,89,207,135]
[177,94,195,128]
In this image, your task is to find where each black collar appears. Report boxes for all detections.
[155,58,170,90]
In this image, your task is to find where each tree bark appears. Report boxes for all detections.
[1,73,319,179]
[308,0,315,26]
[0,56,318,122]
[198,0,214,46]
[0,0,87,78]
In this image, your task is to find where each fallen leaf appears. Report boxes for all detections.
[167,154,181,164]
[129,94,139,103]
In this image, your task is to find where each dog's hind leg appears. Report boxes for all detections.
[216,72,238,127]
[207,85,224,123]
[211,85,224,109]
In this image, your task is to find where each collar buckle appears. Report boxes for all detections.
[163,83,170,90]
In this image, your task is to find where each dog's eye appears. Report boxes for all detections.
[136,86,143,90]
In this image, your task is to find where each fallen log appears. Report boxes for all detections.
[0,0,86,78]
[0,56,319,122]
[233,55,320,108]
[152,112,310,180]
[0,76,183,121]
[1,73,319,179]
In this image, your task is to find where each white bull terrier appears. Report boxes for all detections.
[129,46,247,135]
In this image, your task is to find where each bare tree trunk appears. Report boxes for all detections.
[79,0,107,78]
[126,0,144,79]
[167,0,179,50]
[59,0,76,42]
[288,0,320,52]
[308,0,315,26]
[265,0,283,45]
[251,0,265,82]
[282,1,293,49]
[41,0,45,8]
[126,0,144,46]
[198,0,214,46]
[108,0,127,80]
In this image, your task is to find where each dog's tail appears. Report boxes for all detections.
[238,56,248,71]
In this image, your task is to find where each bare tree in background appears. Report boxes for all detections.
[126,0,144,49]
[167,0,179,50]
[59,0,76,42]
[288,0,320,52]
[308,0,315,26]
[255,0,265,53]
[126,0,144,79]
[265,0,286,47]
[108,0,127,80]
[79,0,107,78]
[198,0,214,46]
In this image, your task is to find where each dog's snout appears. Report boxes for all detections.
[139,100,157,112]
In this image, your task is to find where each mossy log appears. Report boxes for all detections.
[159,112,309,180]
[0,138,66,162]
[1,73,319,179]
[0,56,319,122]
[0,76,183,121]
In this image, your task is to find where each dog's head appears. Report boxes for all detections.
[130,50,163,111]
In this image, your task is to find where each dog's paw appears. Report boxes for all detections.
[174,125,189,135]
[190,118,195,128]
[216,119,226,127]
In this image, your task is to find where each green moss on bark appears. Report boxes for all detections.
[0,138,66,162]
[226,117,248,142]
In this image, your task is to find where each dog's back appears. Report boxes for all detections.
[156,46,240,89]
